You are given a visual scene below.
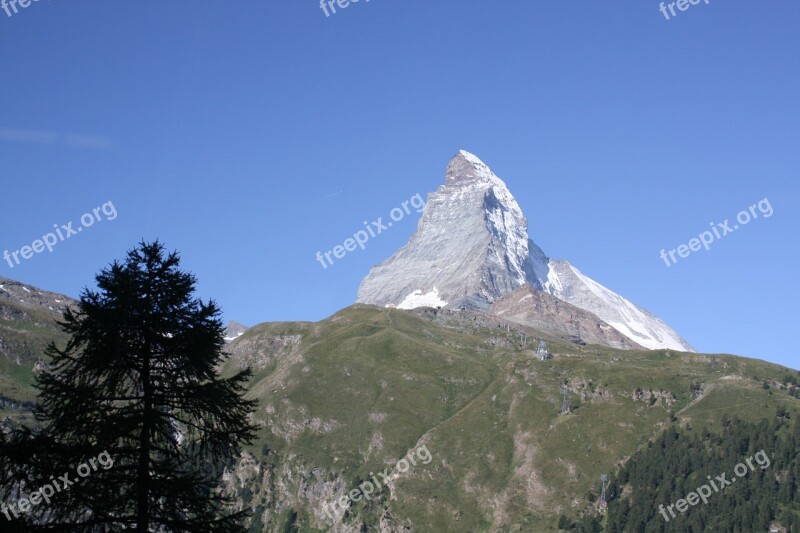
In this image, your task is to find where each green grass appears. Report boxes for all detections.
[0,308,68,405]
[3,301,797,531]
[217,305,800,532]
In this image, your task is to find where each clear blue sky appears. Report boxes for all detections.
[1,1,798,369]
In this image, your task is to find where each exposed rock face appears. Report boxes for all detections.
[356,151,694,352]
[0,276,75,319]
[224,321,248,342]
[357,150,547,312]
[489,284,643,350]
[227,332,303,372]
[0,277,74,364]
[543,260,693,351]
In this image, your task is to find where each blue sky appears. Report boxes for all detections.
[1,1,798,369]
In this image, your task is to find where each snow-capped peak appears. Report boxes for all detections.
[357,152,693,352]
[358,150,547,310]
[445,149,498,185]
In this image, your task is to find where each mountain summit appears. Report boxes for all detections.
[356,151,693,351]
[357,150,549,310]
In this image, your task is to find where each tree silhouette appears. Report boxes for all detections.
[1,241,257,531]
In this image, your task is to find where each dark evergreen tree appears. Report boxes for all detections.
[605,415,800,532]
[1,241,257,531]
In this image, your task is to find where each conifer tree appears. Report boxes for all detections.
[2,241,257,531]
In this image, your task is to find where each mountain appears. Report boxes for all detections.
[217,305,799,532]
[357,151,693,352]
[224,320,248,342]
[0,277,252,407]
[543,260,692,351]
[489,284,643,350]
[1,280,797,531]
[0,276,75,331]
[0,277,74,413]
[356,150,547,311]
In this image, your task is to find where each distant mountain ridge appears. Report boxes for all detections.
[0,276,75,318]
[0,277,75,406]
[357,151,694,351]
[0,276,250,406]
[0,276,74,365]
[224,321,248,342]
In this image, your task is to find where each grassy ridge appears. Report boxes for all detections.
[2,299,796,530]
[223,305,799,531]
[0,305,70,407]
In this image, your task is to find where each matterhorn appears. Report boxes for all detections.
[357,150,693,352]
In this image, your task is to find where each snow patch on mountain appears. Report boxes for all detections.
[394,288,448,310]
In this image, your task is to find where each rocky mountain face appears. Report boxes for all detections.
[489,284,643,350]
[0,276,74,365]
[542,260,692,351]
[224,320,249,342]
[0,277,75,410]
[357,150,548,312]
[0,276,75,319]
[357,151,693,352]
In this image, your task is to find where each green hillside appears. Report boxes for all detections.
[0,288,71,420]
[220,305,800,532]
[2,299,797,531]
